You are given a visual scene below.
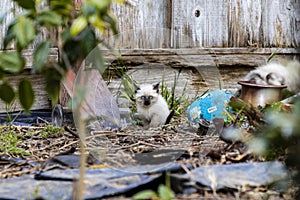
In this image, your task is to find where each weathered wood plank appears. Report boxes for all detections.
[261,0,300,47]
[172,0,300,48]
[0,48,59,68]
[0,71,51,113]
[0,0,49,50]
[22,48,59,68]
[0,0,15,49]
[106,0,171,49]
[105,47,300,55]
[0,48,58,113]
[105,48,300,103]
[172,0,229,48]
[107,62,251,101]
[104,48,300,67]
[1,0,299,49]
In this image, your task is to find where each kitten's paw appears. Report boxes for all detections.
[148,126,162,131]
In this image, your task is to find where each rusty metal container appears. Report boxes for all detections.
[238,81,287,107]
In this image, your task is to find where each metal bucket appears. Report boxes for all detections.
[238,81,287,107]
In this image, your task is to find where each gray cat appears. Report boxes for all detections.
[243,60,300,93]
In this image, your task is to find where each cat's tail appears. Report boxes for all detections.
[165,110,175,125]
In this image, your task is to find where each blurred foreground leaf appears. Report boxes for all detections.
[13,16,35,49]
[70,16,88,36]
[158,184,175,200]
[132,190,158,200]
[0,51,25,73]
[36,11,62,27]
[18,79,35,113]
[33,41,52,72]
[13,0,36,11]
[0,82,15,104]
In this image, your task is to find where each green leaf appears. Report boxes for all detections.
[3,22,16,49]
[43,67,62,104]
[102,12,118,34]
[78,27,98,56]
[119,90,134,104]
[0,51,25,73]
[0,82,16,104]
[113,0,124,3]
[0,70,5,79]
[158,184,175,200]
[88,0,111,12]
[50,0,73,16]
[267,52,278,63]
[82,3,97,16]
[132,190,158,200]
[63,27,98,66]
[36,11,62,27]
[70,16,88,36]
[13,16,35,49]
[18,79,35,112]
[13,0,36,11]
[33,41,52,72]
[61,27,72,43]
[88,14,107,33]
[46,79,60,105]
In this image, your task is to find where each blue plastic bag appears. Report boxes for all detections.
[187,90,233,124]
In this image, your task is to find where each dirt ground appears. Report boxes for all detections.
[0,114,297,199]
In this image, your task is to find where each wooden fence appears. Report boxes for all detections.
[0,0,299,112]
[109,0,300,48]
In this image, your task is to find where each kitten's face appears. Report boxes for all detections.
[134,83,159,107]
[247,72,268,85]
[266,72,286,85]
[247,72,285,86]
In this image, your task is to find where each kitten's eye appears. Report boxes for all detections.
[141,96,145,99]
[149,96,153,99]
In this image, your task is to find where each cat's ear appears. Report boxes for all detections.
[266,72,276,81]
[248,72,264,83]
[266,72,285,85]
[153,82,160,93]
[133,83,140,93]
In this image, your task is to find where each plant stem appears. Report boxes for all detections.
[75,106,86,200]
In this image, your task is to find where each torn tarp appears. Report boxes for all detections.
[173,161,289,192]
[0,162,185,200]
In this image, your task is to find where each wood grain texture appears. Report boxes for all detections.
[0,0,15,49]
[22,48,59,68]
[1,0,299,49]
[0,49,58,113]
[0,71,51,112]
[0,0,49,50]
[105,0,171,49]
[107,62,250,101]
[105,48,300,100]
[172,0,300,48]
[1,0,299,113]
[104,48,300,68]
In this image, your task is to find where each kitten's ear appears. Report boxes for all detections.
[153,82,160,93]
[267,72,285,85]
[248,72,264,83]
[266,72,276,81]
[133,83,140,93]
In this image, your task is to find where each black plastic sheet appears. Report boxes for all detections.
[0,162,184,199]
[173,161,289,192]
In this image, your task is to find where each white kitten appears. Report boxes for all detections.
[243,60,300,93]
[134,83,170,129]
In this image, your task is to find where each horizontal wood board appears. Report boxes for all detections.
[0,49,58,113]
